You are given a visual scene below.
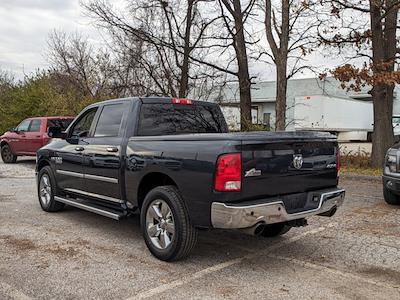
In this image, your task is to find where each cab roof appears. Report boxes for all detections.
[88,96,217,107]
[27,116,75,120]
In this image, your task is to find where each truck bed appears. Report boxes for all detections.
[127,130,339,227]
[130,131,336,142]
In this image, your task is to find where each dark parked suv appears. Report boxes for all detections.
[36,97,345,261]
[383,145,400,205]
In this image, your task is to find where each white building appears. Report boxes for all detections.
[211,77,400,141]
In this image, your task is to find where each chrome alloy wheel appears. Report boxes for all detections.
[39,174,52,206]
[145,199,175,249]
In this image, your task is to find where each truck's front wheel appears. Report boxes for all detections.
[140,186,197,261]
[37,166,65,212]
[383,187,400,205]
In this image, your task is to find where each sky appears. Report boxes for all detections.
[0,0,102,79]
[0,0,354,82]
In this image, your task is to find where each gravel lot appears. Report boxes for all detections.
[0,158,399,299]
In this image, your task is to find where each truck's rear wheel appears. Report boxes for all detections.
[261,223,291,237]
[1,144,17,163]
[140,186,197,261]
[383,187,400,205]
[37,166,65,212]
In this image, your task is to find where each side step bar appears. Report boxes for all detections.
[54,196,126,220]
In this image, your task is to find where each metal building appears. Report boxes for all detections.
[211,77,400,141]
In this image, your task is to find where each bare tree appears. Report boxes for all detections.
[263,0,318,130]
[83,0,222,99]
[217,0,256,130]
[318,0,400,167]
[83,0,260,130]
[47,30,117,99]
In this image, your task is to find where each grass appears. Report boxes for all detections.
[341,166,382,177]
[339,147,381,177]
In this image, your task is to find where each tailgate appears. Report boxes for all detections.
[241,139,338,200]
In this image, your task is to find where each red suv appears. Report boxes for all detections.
[0,117,74,163]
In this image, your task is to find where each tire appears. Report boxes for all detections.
[260,222,291,237]
[140,185,197,261]
[1,144,17,163]
[37,166,65,212]
[383,187,400,205]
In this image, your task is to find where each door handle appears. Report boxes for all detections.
[75,146,85,152]
[106,147,119,153]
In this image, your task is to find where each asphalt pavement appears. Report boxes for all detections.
[0,158,399,299]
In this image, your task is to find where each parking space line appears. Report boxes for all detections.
[267,254,400,290]
[0,281,32,300]
[129,225,331,300]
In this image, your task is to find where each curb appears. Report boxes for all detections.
[341,173,381,182]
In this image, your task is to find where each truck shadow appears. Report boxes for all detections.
[58,205,299,262]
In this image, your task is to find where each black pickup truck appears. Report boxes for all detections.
[36,97,345,261]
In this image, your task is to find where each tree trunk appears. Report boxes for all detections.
[238,70,252,131]
[231,0,252,131]
[371,86,394,167]
[275,61,287,131]
[369,0,396,167]
[265,0,289,131]
[178,0,194,98]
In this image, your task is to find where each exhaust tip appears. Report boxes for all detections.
[239,223,265,236]
[254,224,265,236]
[318,206,337,217]
[328,206,337,217]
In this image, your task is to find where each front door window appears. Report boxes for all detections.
[70,109,98,138]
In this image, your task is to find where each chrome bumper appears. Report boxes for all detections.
[211,188,345,229]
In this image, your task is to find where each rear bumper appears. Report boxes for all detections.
[211,187,345,229]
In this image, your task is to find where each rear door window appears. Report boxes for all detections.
[94,104,125,137]
[138,103,228,136]
[28,119,42,132]
[47,119,73,131]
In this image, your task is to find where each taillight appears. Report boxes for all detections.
[336,148,340,177]
[172,98,193,105]
[214,153,241,192]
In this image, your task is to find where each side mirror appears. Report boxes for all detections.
[48,126,67,139]
[10,128,18,133]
